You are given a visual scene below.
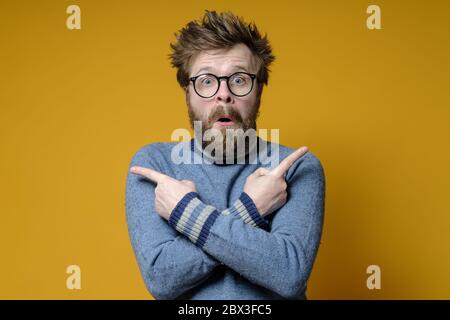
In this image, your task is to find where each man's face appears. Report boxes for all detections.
[186,44,261,151]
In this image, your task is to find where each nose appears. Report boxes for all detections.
[215,79,233,104]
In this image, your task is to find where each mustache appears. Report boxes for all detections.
[207,105,243,125]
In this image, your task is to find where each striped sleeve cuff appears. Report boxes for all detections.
[168,192,220,249]
[221,192,270,231]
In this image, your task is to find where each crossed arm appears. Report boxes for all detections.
[126,145,325,299]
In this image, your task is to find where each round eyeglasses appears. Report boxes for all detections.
[189,72,256,98]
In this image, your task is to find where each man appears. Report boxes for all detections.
[125,10,325,300]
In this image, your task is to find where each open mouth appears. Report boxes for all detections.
[215,115,235,126]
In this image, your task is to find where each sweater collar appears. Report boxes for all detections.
[189,137,270,166]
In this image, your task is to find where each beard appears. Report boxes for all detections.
[187,98,260,163]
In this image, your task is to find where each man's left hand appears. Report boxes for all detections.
[130,166,197,221]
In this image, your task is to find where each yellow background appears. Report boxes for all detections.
[1,0,449,299]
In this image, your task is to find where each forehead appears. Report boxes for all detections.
[189,44,258,76]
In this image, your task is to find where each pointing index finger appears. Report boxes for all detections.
[130,166,168,184]
[271,146,308,177]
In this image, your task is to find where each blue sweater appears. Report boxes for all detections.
[125,138,325,300]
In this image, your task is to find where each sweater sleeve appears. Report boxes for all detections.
[168,153,325,299]
[125,145,221,300]
[221,192,271,231]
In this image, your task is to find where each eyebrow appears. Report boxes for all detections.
[194,65,250,77]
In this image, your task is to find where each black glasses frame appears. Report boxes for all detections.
[189,72,257,98]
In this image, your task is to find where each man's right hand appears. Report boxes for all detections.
[243,146,309,218]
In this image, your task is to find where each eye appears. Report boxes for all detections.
[230,74,247,85]
[199,76,215,86]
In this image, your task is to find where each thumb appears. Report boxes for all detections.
[181,180,196,188]
[252,167,270,176]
